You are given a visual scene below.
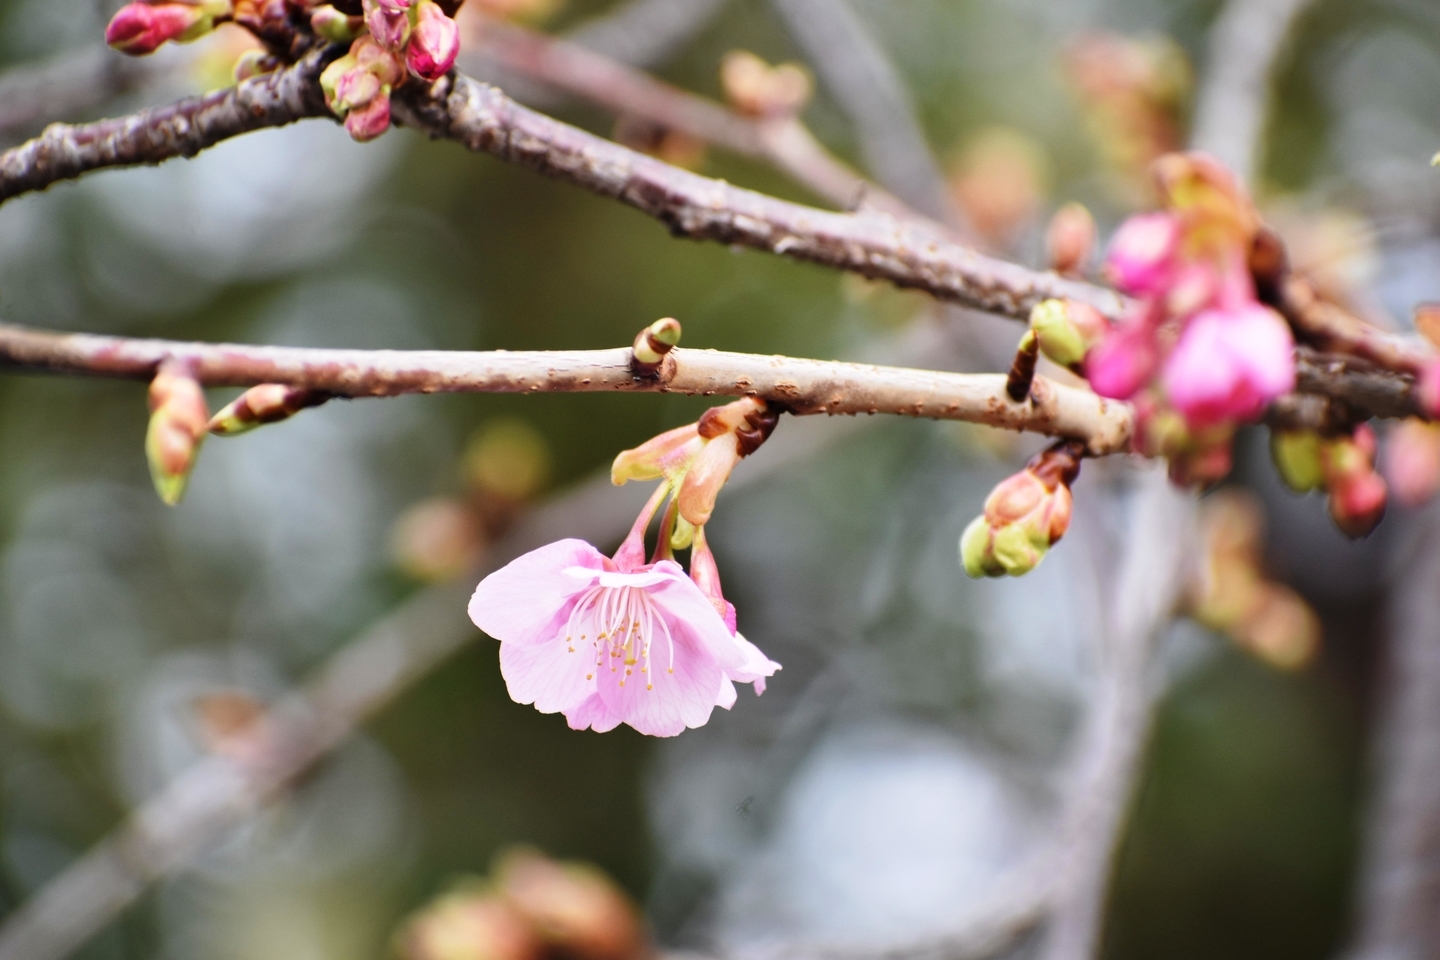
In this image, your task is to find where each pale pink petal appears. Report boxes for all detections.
[596,620,722,737]
[499,638,597,714]
[716,676,738,710]
[564,693,623,733]
[1164,306,1294,427]
[648,573,747,672]
[469,540,605,646]
[725,632,781,685]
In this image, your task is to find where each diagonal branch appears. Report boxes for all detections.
[0,58,1121,323]
[0,324,1135,454]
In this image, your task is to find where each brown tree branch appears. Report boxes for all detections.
[389,72,1121,321]
[463,15,917,220]
[0,46,333,204]
[0,55,1120,323]
[0,324,1135,454]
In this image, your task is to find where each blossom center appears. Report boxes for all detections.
[564,584,674,691]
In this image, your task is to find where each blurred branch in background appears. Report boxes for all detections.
[563,0,730,70]
[767,0,956,226]
[1349,502,1440,959]
[461,15,918,220]
[1189,0,1314,178]
[0,45,156,145]
[1039,471,1194,960]
[1037,0,1315,955]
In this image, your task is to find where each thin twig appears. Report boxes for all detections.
[1189,0,1314,178]
[1037,470,1195,960]
[464,15,917,219]
[0,46,156,144]
[0,324,1135,453]
[768,0,954,223]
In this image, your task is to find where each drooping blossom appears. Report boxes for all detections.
[470,398,781,736]
[1160,303,1295,427]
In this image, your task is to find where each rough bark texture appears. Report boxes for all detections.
[0,324,1135,453]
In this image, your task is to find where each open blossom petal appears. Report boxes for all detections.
[596,616,724,737]
[469,539,605,646]
[716,676,739,710]
[499,634,595,714]
[1162,305,1295,427]
[470,541,778,737]
[565,694,623,733]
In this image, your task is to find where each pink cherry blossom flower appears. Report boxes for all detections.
[468,491,778,736]
[1104,212,1180,297]
[1161,304,1295,427]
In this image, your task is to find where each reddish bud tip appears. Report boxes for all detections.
[106,2,211,55]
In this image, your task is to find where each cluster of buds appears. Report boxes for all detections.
[719,51,813,118]
[1083,153,1297,488]
[318,0,462,140]
[146,359,210,506]
[1064,32,1190,199]
[105,0,463,142]
[399,848,649,960]
[1187,491,1320,671]
[1272,424,1388,538]
[961,441,1081,579]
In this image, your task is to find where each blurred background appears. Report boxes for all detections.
[0,0,1438,958]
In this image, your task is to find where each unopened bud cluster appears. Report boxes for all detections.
[961,441,1082,579]
[1271,424,1387,539]
[399,848,649,960]
[1188,491,1320,671]
[105,0,464,142]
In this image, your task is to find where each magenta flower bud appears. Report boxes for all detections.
[105,1,217,55]
[364,0,412,49]
[406,1,461,81]
[344,93,393,141]
[1104,211,1181,297]
[1418,360,1440,420]
[1160,303,1295,428]
[1085,313,1159,400]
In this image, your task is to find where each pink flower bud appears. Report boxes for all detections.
[1321,425,1387,538]
[344,93,393,141]
[1104,211,1180,296]
[365,0,412,49]
[105,1,215,55]
[1046,203,1096,277]
[1085,313,1159,400]
[1384,420,1440,508]
[1161,303,1295,427]
[406,1,461,82]
[961,442,1081,578]
[146,359,209,506]
[676,432,742,528]
[1418,360,1440,420]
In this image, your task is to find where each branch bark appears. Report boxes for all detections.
[0,324,1134,454]
[0,46,333,204]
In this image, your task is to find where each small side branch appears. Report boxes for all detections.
[0,324,1135,454]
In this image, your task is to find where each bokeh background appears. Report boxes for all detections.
[0,0,1438,958]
